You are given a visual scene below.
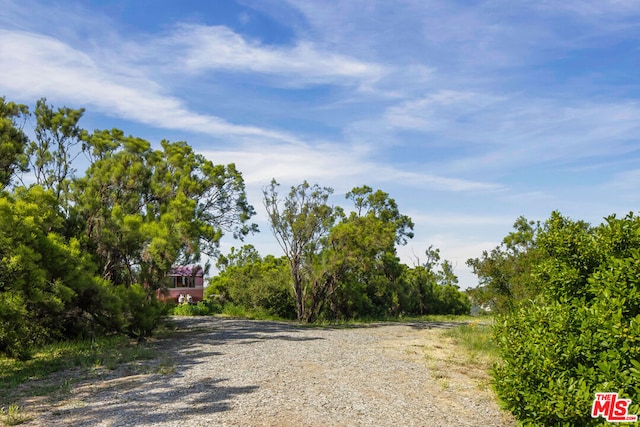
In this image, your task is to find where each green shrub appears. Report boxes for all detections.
[172,301,220,316]
[206,248,296,319]
[218,303,282,320]
[493,212,640,426]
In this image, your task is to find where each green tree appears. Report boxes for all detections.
[401,246,470,316]
[263,180,336,321]
[493,211,640,426]
[26,98,85,204]
[323,186,413,320]
[0,186,98,358]
[74,133,256,288]
[0,97,29,189]
[466,216,542,311]
[345,186,414,244]
[0,98,259,352]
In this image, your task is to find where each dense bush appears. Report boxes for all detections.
[0,187,91,359]
[401,266,471,316]
[493,212,640,426]
[207,244,471,322]
[206,247,297,319]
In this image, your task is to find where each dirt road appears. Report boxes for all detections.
[21,317,515,426]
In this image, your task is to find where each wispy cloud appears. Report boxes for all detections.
[202,140,501,194]
[382,90,505,132]
[0,29,300,143]
[444,99,640,172]
[407,212,516,227]
[599,169,640,205]
[358,90,640,175]
[161,24,386,87]
[377,169,504,192]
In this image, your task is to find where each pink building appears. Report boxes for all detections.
[159,265,205,303]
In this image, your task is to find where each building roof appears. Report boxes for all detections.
[168,265,204,276]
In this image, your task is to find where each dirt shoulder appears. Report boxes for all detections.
[14,317,515,427]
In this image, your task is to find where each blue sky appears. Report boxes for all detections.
[1,0,639,287]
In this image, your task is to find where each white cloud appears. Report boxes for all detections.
[383,90,506,132]
[202,144,367,187]
[365,89,640,175]
[448,100,640,172]
[407,212,516,227]
[0,29,300,143]
[378,169,504,192]
[203,140,503,195]
[161,24,386,87]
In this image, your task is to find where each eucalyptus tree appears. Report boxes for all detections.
[263,179,336,321]
[345,186,414,244]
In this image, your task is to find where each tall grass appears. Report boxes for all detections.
[442,321,498,364]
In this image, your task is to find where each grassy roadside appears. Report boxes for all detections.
[416,318,500,393]
[443,320,499,362]
[0,333,167,426]
[417,319,515,425]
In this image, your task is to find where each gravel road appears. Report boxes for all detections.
[22,317,515,426]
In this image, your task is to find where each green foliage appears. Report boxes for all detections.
[216,303,283,320]
[401,252,471,317]
[115,284,167,341]
[444,322,498,360]
[206,245,296,319]
[0,97,256,358]
[263,180,336,321]
[172,301,221,316]
[325,212,402,320]
[493,212,640,426]
[467,216,543,312]
[257,183,468,322]
[1,403,33,425]
[344,185,414,244]
[0,186,94,359]
[26,98,85,203]
[0,97,29,189]
[74,134,255,287]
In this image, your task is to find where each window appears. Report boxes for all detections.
[166,275,196,288]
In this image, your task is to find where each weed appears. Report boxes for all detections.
[437,378,450,389]
[156,362,176,375]
[1,404,33,426]
[171,301,221,316]
[442,322,498,366]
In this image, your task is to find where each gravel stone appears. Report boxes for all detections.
[20,317,516,426]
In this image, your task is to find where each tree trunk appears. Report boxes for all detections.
[291,259,305,321]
